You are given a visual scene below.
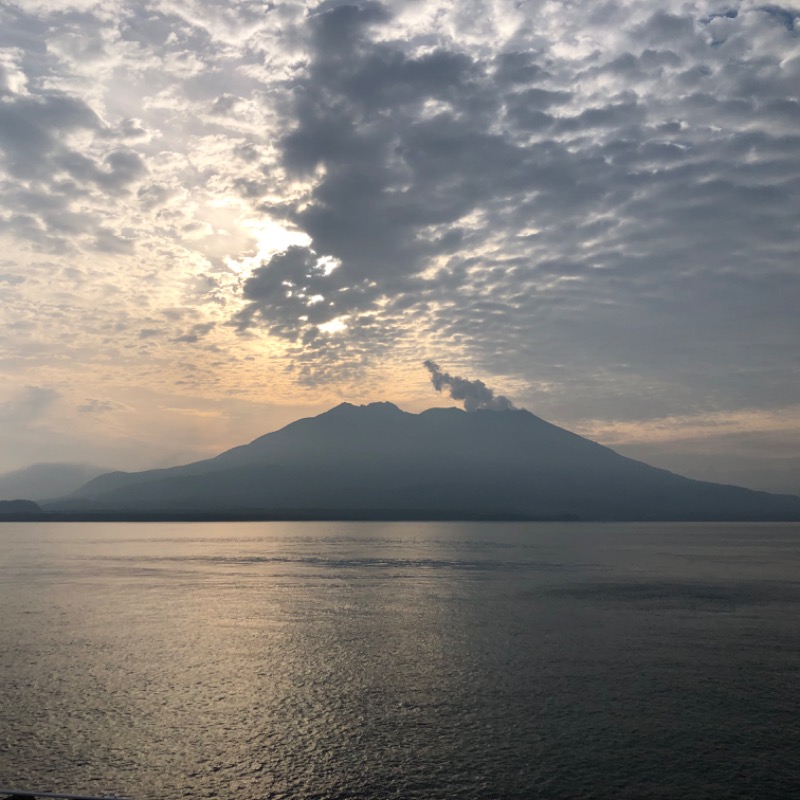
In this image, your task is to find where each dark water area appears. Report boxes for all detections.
[1,521,800,800]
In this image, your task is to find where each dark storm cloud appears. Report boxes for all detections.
[424,360,515,412]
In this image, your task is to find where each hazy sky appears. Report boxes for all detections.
[1,0,798,493]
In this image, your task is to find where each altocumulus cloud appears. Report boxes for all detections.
[0,0,798,489]
[227,0,800,419]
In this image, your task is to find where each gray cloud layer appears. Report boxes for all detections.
[226,1,800,415]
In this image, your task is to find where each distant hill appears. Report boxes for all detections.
[0,499,42,516]
[0,463,110,502]
[54,403,800,521]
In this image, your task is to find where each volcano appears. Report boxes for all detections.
[60,402,800,521]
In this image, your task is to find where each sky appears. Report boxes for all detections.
[0,0,798,494]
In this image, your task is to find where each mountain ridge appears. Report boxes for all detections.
[0,462,110,502]
[57,403,800,521]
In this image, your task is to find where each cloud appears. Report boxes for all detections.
[215,0,798,405]
[0,0,798,491]
[77,398,123,414]
[173,322,217,344]
[0,385,61,424]
[234,246,349,339]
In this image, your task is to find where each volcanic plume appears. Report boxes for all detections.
[424,360,515,412]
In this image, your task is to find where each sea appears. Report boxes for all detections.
[1,521,799,800]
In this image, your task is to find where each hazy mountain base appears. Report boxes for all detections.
[7,508,569,523]
[49,403,800,522]
[0,462,109,502]
[0,499,42,516]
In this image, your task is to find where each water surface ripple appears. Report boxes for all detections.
[1,521,799,799]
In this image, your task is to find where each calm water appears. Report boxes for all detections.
[1,521,800,799]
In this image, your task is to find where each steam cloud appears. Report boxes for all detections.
[424,360,516,412]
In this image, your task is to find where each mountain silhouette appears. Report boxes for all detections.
[0,462,109,502]
[0,499,42,516]
[61,403,800,521]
